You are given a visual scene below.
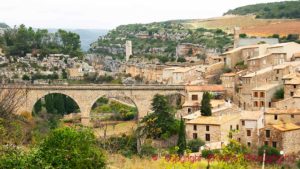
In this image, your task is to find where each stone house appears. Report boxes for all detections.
[186,114,240,144]
[183,85,225,114]
[247,53,286,71]
[162,67,180,84]
[221,44,269,69]
[172,67,197,84]
[283,74,300,99]
[67,68,84,80]
[234,111,264,148]
[125,63,166,83]
[221,73,238,97]
[259,123,300,154]
[251,83,282,111]
[264,108,300,125]
[266,42,300,61]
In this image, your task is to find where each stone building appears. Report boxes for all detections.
[67,68,84,80]
[186,114,240,144]
[259,123,300,154]
[183,85,225,114]
[234,111,264,148]
[264,108,300,125]
[251,83,282,111]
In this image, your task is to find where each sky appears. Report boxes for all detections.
[0,0,285,29]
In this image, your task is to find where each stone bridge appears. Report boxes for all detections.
[2,84,186,125]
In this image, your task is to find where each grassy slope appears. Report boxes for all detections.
[182,15,300,36]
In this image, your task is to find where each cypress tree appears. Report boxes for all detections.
[45,94,55,114]
[201,92,212,116]
[33,99,42,115]
[177,117,186,156]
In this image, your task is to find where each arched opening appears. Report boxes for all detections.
[90,95,138,138]
[32,93,81,136]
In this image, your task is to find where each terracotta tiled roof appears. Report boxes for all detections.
[186,114,240,125]
[272,123,300,132]
[185,85,225,92]
[265,108,300,115]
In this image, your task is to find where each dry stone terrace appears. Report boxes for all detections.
[1,84,186,126]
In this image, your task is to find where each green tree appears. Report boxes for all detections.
[33,99,42,115]
[177,117,186,156]
[28,127,106,169]
[201,92,212,116]
[53,94,66,115]
[140,94,179,139]
[45,94,55,114]
[273,88,284,100]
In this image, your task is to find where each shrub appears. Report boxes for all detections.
[0,145,27,169]
[140,143,157,157]
[202,149,220,159]
[187,139,205,152]
[258,145,280,156]
[28,127,106,169]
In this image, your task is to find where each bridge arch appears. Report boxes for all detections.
[31,92,81,116]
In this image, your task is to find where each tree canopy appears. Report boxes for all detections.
[200,92,212,116]
[0,24,82,58]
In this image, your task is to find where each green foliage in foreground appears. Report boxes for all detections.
[0,127,106,169]
[187,139,205,153]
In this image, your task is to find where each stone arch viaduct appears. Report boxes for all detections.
[3,84,186,125]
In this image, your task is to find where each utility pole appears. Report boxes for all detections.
[262,149,266,169]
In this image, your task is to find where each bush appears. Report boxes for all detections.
[202,149,220,159]
[28,127,106,169]
[187,139,205,152]
[258,145,280,156]
[177,57,186,63]
[140,143,157,157]
[0,145,27,169]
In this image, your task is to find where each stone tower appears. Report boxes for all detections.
[233,27,240,49]
[125,40,132,62]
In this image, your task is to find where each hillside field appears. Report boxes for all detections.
[182,15,300,37]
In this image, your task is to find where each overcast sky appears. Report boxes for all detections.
[0,0,285,29]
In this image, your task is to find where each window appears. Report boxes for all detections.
[291,92,294,97]
[266,130,270,138]
[236,125,239,130]
[261,101,265,107]
[277,70,280,74]
[260,92,265,98]
[242,120,245,126]
[193,133,198,139]
[193,125,197,131]
[230,125,233,130]
[254,92,258,97]
[247,142,251,147]
[272,142,277,148]
[269,102,272,108]
[265,141,268,146]
[254,101,258,107]
[206,125,209,131]
[188,108,192,114]
[238,138,241,142]
[274,115,278,120]
[291,114,295,118]
[205,134,210,141]
[294,85,297,89]
[192,95,198,101]
[247,130,251,136]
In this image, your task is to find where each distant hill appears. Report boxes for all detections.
[224,1,300,19]
[0,23,9,29]
[47,29,108,51]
